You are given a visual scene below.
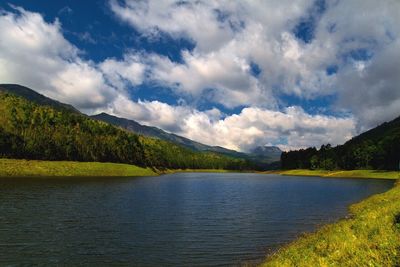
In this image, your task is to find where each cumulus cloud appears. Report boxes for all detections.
[144,51,272,108]
[313,0,400,129]
[0,6,118,109]
[336,39,400,130]
[1,2,398,152]
[100,54,146,90]
[111,0,400,132]
[109,0,236,52]
[110,0,336,106]
[179,106,355,152]
[100,94,356,152]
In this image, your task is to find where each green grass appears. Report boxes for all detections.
[261,181,400,266]
[270,169,399,179]
[0,158,157,177]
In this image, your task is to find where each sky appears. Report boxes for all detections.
[0,0,399,152]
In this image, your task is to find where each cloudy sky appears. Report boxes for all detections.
[0,0,399,152]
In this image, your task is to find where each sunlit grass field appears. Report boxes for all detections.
[0,158,157,177]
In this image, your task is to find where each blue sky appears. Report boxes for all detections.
[0,0,399,151]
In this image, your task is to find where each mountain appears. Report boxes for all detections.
[0,84,79,113]
[281,116,400,170]
[249,146,282,162]
[91,112,247,158]
[251,146,282,157]
[0,85,252,170]
[91,113,283,168]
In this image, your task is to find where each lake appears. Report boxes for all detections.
[0,173,394,266]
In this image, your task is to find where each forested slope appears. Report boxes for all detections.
[0,91,251,170]
[281,117,400,170]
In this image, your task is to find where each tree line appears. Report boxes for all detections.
[281,119,400,171]
[0,92,253,170]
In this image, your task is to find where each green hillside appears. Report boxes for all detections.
[281,116,400,170]
[0,89,251,171]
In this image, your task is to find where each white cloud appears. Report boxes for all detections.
[109,0,338,107]
[103,94,192,133]
[336,39,400,130]
[110,0,400,133]
[100,54,146,90]
[101,95,356,152]
[0,6,116,109]
[178,106,355,152]
[312,0,400,130]
[109,0,236,52]
[145,51,272,108]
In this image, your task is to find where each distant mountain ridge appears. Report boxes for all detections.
[251,146,282,156]
[250,146,282,162]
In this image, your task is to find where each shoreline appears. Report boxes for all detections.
[0,158,157,177]
[262,169,399,179]
[0,158,251,178]
[261,180,400,266]
[1,158,398,180]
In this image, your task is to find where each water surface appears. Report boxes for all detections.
[0,173,394,266]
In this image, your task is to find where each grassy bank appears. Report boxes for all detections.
[0,158,157,177]
[261,180,400,266]
[266,169,399,179]
[0,158,243,177]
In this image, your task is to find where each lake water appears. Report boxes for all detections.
[0,173,394,266]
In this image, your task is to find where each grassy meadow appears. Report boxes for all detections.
[0,158,157,177]
[0,158,244,177]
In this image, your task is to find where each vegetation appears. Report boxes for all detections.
[281,116,400,171]
[270,169,399,179]
[0,158,156,177]
[0,91,252,170]
[262,181,400,266]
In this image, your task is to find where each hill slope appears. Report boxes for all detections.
[0,89,251,170]
[281,116,400,170]
[0,84,79,113]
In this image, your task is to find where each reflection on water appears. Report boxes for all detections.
[0,173,393,266]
